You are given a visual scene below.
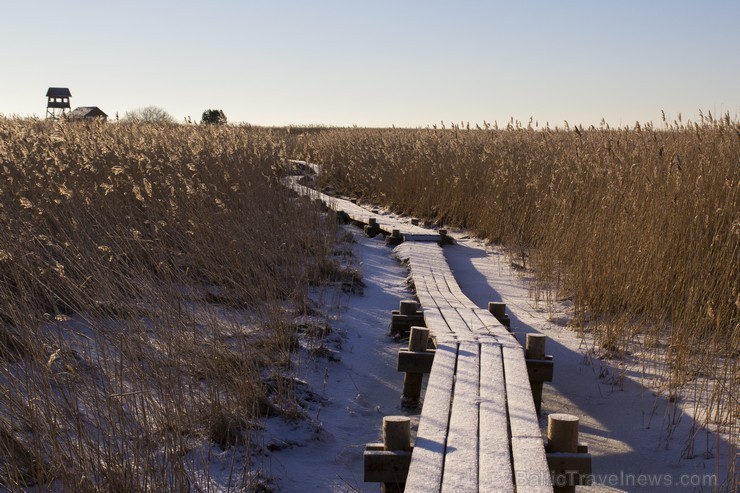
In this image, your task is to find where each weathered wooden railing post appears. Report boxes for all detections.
[488,301,511,330]
[546,414,592,493]
[437,229,453,244]
[313,197,329,212]
[386,228,403,246]
[365,217,381,237]
[399,300,417,316]
[400,327,430,408]
[382,416,411,493]
[525,333,553,415]
[389,300,424,338]
[364,416,412,492]
[335,209,350,224]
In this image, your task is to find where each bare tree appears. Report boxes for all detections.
[122,106,176,124]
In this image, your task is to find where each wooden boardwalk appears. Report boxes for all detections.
[395,242,551,493]
[287,168,587,492]
[286,176,434,240]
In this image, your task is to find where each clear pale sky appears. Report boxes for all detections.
[2,0,738,127]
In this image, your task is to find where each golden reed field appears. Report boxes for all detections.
[0,115,736,490]
[0,117,337,491]
[295,116,738,426]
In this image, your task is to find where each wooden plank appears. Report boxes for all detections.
[422,307,455,342]
[437,271,479,309]
[472,309,520,348]
[391,313,425,325]
[404,343,458,492]
[405,244,446,271]
[398,349,435,373]
[438,307,478,341]
[417,275,447,308]
[431,271,469,309]
[364,446,413,483]
[545,452,593,479]
[462,307,495,338]
[479,343,515,492]
[403,233,445,242]
[441,341,480,492]
[526,357,554,382]
[511,436,553,492]
[502,346,552,492]
[452,307,487,336]
[417,278,478,342]
[502,347,541,439]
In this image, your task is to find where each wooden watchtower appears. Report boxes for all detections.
[46,87,71,119]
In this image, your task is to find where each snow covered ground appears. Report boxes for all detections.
[257,229,418,492]
[260,225,735,492]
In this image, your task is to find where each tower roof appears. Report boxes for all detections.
[46,87,72,98]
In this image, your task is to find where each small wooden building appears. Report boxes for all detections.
[69,106,108,121]
[46,87,71,119]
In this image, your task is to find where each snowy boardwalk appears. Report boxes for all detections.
[395,242,551,493]
[288,172,553,492]
[286,176,435,240]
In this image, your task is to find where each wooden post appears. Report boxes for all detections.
[526,334,549,415]
[399,300,418,316]
[381,416,411,493]
[383,416,411,452]
[488,301,511,329]
[547,414,591,493]
[488,301,506,319]
[408,327,429,352]
[526,333,546,359]
[401,327,429,408]
[548,414,578,453]
[390,301,424,338]
[365,217,380,237]
[336,210,350,224]
[387,228,403,246]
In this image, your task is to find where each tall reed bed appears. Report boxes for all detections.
[298,118,738,424]
[0,117,335,491]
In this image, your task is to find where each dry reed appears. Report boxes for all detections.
[296,116,738,429]
[0,117,336,491]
